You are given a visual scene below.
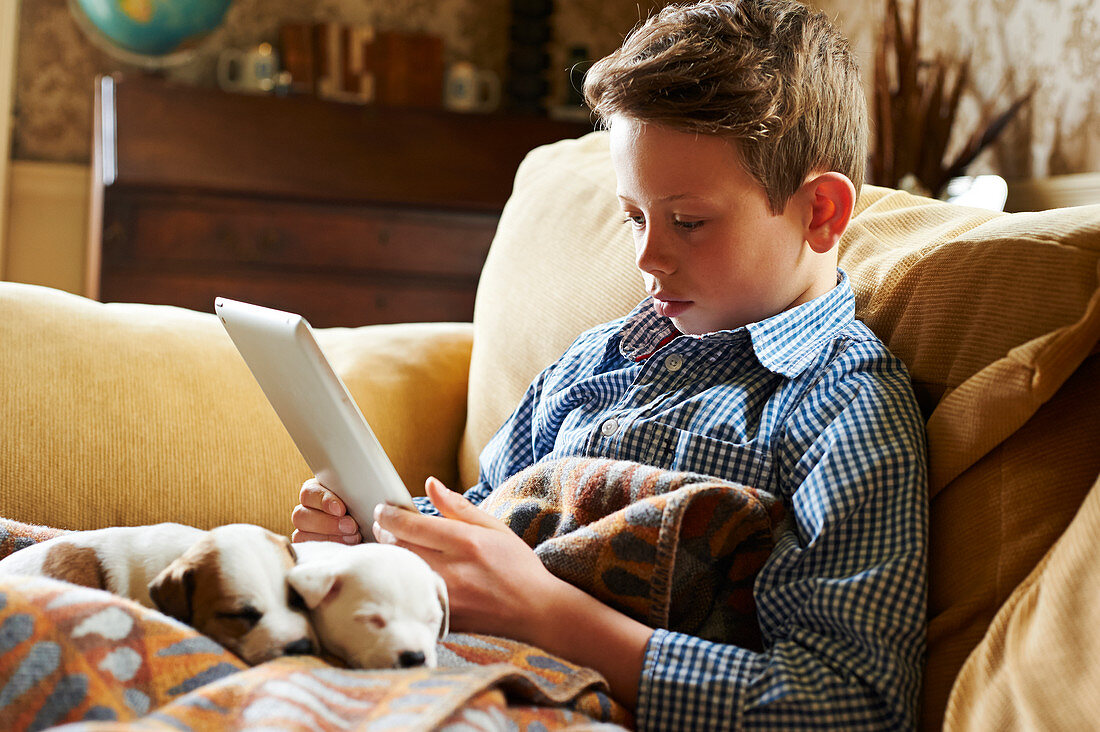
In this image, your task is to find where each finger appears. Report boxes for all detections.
[372,521,397,545]
[298,479,348,517]
[371,522,447,569]
[425,477,504,531]
[292,528,362,545]
[292,504,361,537]
[373,502,472,554]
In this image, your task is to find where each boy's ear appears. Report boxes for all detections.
[801,172,856,254]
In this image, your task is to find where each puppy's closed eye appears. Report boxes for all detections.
[217,606,263,631]
[358,613,387,630]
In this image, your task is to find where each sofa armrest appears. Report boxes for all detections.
[0,282,472,534]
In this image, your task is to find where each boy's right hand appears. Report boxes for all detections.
[290,478,362,544]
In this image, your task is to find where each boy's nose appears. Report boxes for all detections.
[635,228,675,275]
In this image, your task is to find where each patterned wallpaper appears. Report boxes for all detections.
[12,0,1100,179]
[814,0,1100,178]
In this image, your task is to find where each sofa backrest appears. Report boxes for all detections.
[463,131,1100,730]
[0,285,473,534]
[459,133,645,482]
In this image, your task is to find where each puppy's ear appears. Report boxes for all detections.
[435,574,449,639]
[287,564,340,609]
[149,560,196,623]
[266,531,298,566]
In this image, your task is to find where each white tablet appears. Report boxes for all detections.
[215,297,415,533]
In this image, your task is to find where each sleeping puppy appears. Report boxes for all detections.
[149,523,319,665]
[0,522,317,665]
[288,541,448,669]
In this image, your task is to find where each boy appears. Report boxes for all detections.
[293,1,928,729]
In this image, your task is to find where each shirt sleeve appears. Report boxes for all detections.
[637,345,929,730]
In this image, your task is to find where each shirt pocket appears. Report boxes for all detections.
[631,422,775,491]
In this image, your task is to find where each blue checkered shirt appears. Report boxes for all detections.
[415,271,928,730]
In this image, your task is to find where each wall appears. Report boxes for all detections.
[0,1,19,281]
[13,0,1100,176]
[5,0,1099,295]
[4,161,88,295]
[814,0,1100,180]
[5,0,658,295]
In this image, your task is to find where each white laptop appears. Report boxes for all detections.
[215,297,415,533]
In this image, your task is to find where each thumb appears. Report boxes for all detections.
[426,477,502,530]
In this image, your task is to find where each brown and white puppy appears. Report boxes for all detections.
[288,541,448,669]
[0,522,317,665]
[149,523,319,665]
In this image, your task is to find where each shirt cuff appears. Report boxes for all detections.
[636,628,762,732]
[413,495,439,516]
[414,482,493,516]
[462,481,494,506]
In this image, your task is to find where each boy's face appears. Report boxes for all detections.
[609,117,823,334]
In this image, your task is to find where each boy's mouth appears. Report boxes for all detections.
[653,298,692,318]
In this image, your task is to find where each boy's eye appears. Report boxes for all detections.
[622,213,645,228]
[673,218,705,230]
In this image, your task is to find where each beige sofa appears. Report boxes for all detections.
[1,132,1098,729]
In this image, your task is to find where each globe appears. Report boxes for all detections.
[69,0,234,68]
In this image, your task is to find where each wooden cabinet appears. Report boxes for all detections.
[88,74,592,327]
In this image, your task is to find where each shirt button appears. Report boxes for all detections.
[600,418,619,436]
[664,353,684,372]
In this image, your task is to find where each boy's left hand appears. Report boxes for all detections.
[372,477,559,640]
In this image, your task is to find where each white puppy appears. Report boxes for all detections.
[0,522,317,665]
[288,541,448,669]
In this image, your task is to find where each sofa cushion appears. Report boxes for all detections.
[459,133,643,486]
[840,189,1100,729]
[0,283,472,532]
[841,189,1100,487]
[921,354,1100,729]
[943,469,1100,730]
[464,131,1100,729]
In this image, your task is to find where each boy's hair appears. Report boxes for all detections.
[584,0,868,214]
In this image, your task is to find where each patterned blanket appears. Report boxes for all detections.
[482,457,784,650]
[0,458,783,730]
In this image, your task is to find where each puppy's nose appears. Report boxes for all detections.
[283,638,315,656]
[397,650,426,668]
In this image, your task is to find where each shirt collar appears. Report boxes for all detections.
[615,270,856,377]
[746,270,855,377]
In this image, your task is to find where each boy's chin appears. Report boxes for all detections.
[673,309,753,335]
[656,300,741,334]
[671,315,717,336]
